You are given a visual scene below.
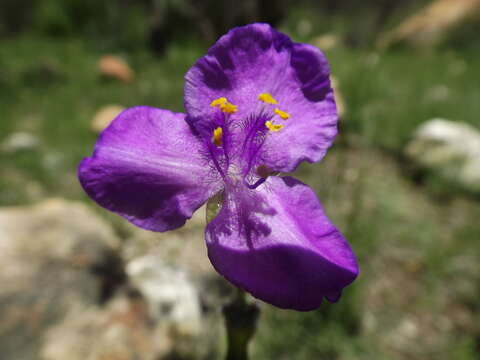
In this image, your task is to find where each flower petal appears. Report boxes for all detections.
[205,176,358,311]
[79,106,221,231]
[184,23,338,172]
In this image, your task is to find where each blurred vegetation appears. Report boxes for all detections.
[0,0,436,50]
[1,1,480,359]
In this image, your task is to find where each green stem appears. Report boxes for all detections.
[223,289,260,360]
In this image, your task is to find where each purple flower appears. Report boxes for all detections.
[79,23,358,311]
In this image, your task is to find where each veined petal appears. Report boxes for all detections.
[184,23,338,173]
[79,106,221,232]
[205,176,358,311]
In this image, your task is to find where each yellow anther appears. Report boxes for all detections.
[265,121,284,132]
[220,102,238,114]
[258,93,277,104]
[210,97,237,114]
[213,127,223,146]
[210,97,227,107]
[274,108,290,120]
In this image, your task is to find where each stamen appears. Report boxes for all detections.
[220,102,238,114]
[265,120,284,132]
[210,96,238,114]
[258,93,277,104]
[210,97,227,107]
[274,108,290,120]
[213,127,223,146]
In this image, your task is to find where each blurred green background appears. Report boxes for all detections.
[1,1,480,359]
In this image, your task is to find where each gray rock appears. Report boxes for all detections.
[0,199,124,360]
[37,204,225,360]
[405,118,480,193]
[121,205,228,359]
[41,292,162,360]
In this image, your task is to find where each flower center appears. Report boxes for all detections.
[207,93,291,189]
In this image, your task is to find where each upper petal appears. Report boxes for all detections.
[205,176,358,311]
[184,23,338,173]
[79,106,221,232]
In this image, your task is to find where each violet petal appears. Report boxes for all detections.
[206,176,358,311]
[184,23,338,173]
[79,106,221,231]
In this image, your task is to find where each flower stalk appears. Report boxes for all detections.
[223,289,259,360]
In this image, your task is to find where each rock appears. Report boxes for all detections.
[0,198,120,263]
[0,199,227,360]
[405,118,480,193]
[296,19,313,37]
[126,256,218,359]
[312,33,342,51]
[39,205,224,360]
[362,244,480,360]
[122,206,212,277]
[91,105,125,133]
[122,206,231,305]
[330,75,346,118]
[41,291,170,360]
[41,286,221,360]
[127,256,202,330]
[377,0,480,48]
[1,131,39,153]
[121,205,228,358]
[98,55,135,83]
[41,292,154,360]
[0,199,124,360]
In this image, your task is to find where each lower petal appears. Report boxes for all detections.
[79,106,221,231]
[205,176,358,311]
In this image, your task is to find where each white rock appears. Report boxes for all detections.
[406,118,480,192]
[126,254,203,337]
[1,131,39,152]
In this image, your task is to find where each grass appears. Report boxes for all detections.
[1,29,480,360]
[0,35,202,204]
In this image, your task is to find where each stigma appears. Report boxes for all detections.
[265,120,283,132]
[213,127,223,146]
[210,97,238,114]
[258,93,277,104]
[274,108,290,120]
